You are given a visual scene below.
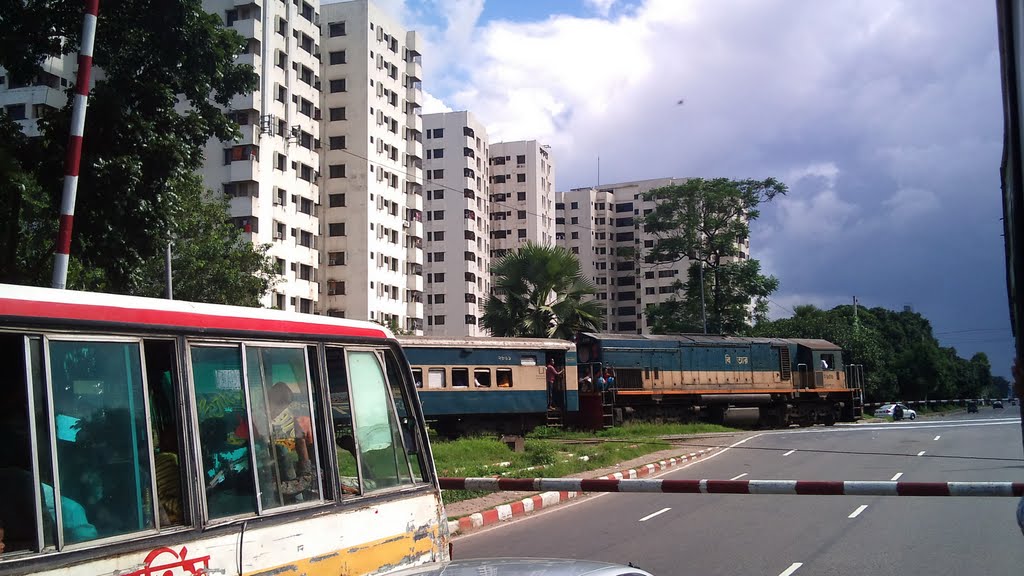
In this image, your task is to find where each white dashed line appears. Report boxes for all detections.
[782,449,796,457]
[917,451,926,456]
[891,472,903,481]
[778,562,803,576]
[933,435,941,441]
[848,504,869,519]
[638,507,671,522]
[730,473,748,481]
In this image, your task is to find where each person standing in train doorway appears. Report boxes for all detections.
[546,358,563,410]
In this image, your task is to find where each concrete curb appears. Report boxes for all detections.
[445,447,717,536]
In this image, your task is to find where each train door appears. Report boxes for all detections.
[544,351,567,411]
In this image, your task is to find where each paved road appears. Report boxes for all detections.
[454,407,1024,576]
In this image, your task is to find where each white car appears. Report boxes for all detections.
[874,403,916,420]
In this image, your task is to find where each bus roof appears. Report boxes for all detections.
[0,283,391,340]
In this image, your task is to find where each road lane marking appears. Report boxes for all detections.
[783,449,796,456]
[638,507,671,522]
[891,472,903,481]
[730,473,748,480]
[933,435,941,441]
[778,562,803,576]
[848,505,868,519]
[917,451,926,456]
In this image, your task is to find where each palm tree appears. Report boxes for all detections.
[481,242,605,339]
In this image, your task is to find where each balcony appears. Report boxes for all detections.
[406,137,423,159]
[406,60,423,82]
[406,31,421,53]
[235,0,262,8]
[406,86,422,108]
[407,244,423,264]
[230,158,258,182]
[407,219,423,238]
[406,302,424,324]
[407,274,424,292]
[229,90,259,112]
[228,193,260,219]
[232,18,261,42]
[234,123,259,146]
[406,111,422,132]
[236,51,261,71]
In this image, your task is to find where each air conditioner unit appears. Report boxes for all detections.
[274,232,284,240]
[402,222,411,228]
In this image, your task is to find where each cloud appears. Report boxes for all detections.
[584,0,618,17]
[421,90,453,114]
[414,0,1009,375]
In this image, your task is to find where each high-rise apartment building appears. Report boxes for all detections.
[557,177,750,334]
[487,141,556,259]
[0,54,76,137]
[420,111,490,336]
[318,0,425,333]
[201,0,323,313]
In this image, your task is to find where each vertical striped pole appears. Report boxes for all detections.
[52,0,100,289]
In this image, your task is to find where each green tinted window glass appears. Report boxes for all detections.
[245,346,321,508]
[325,347,359,495]
[48,340,154,544]
[347,351,412,490]
[190,345,255,519]
[383,349,428,482]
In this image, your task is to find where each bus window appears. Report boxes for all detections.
[143,339,185,527]
[474,368,492,388]
[496,368,513,387]
[383,349,428,482]
[412,367,423,388]
[244,346,321,509]
[190,345,255,520]
[452,368,469,387]
[325,347,360,496]
[48,339,154,544]
[427,368,445,388]
[347,351,415,490]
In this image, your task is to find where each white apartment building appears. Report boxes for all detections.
[420,111,490,336]
[556,177,751,334]
[202,0,323,313]
[318,0,426,333]
[0,54,77,137]
[487,141,556,259]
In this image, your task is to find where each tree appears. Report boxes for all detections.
[134,174,278,306]
[640,178,786,334]
[0,0,259,295]
[481,243,605,339]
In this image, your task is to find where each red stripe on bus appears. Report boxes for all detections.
[0,298,389,339]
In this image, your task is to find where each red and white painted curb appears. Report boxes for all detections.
[444,448,717,535]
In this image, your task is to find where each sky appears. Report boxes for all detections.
[330,0,1014,378]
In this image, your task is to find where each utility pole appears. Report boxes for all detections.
[853,295,859,331]
[699,250,707,334]
[165,241,173,300]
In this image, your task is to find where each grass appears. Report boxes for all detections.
[431,422,738,504]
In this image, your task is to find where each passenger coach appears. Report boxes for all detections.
[0,284,449,576]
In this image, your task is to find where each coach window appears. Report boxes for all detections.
[347,350,415,490]
[412,367,423,388]
[520,355,537,366]
[383,349,428,482]
[245,346,322,509]
[190,345,256,519]
[474,368,491,388]
[325,347,360,495]
[48,339,155,543]
[496,368,513,387]
[427,368,446,388]
[452,368,469,388]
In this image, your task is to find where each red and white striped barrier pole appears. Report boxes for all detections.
[52,0,100,290]
[439,477,1024,497]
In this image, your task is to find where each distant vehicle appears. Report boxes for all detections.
[874,403,917,420]
[1011,398,1018,406]
[968,401,979,413]
[994,400,1004,409]
[387,558,656,576]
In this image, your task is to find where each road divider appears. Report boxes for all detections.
[439,478,1024,497]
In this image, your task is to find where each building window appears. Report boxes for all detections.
[517,173,526,183]
[329,136,346,150]
[329,50,346,65]
[517,192,526,201]
[518,210,526,220]
[328,251,346,266]
[570,201,579,209]
[330,79,347,93]
[329,193,346,207]
[431,169,444,179]
[571,231,579,239]
[329,223,346,236]
[517,229,527,238]
[516,154,526,164]
[329,21,346,37]
[329,164,346,178]
[329,107,346,121]
[433,315,446,325]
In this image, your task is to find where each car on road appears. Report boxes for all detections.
[874,403,917,420]
[387,559,656,576]
[967,401,979,413]
[993,399,1003,409]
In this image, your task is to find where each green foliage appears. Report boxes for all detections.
[0,0,265,302]
[640,178,785,334]
[751,304,996,402]
[481,242,605,339]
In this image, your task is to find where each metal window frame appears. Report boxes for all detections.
[23,336,48,552]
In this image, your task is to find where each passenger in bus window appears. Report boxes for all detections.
[267,382,314,501]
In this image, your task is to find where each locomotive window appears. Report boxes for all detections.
[644,368,650,379]
[496,368,513,387]
[520,355,537,366]
[411,367,423,388]
[452,368,469,387]
[820,353,836,371]
[474,368,491,387]
[427,368,445,388]
[654,368,660,379]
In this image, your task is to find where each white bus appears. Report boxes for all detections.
[0,284,449,575]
